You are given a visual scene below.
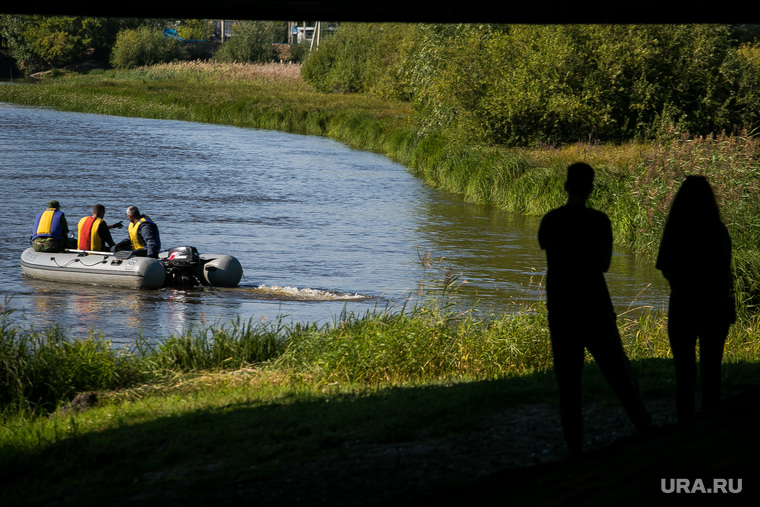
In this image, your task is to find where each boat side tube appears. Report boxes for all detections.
[201,255,243,287]
[20,247,165,289]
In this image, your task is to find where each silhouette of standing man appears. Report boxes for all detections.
[656,176,735,422]
[538,162,651,455]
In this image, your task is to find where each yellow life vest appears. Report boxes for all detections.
[33,208,65,239]
[77,216,104,251]
[128,216,152,250]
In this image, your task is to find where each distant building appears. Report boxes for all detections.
[288,22,337,47]
[293,23,315,44]
[200,20,337,47]
[210,20,239,42]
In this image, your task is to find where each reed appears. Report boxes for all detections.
[274,302,554,385]
[145,316,290,372]
[630,132,760,312]
[119,61,306,85]
[5,292,760,419]
[0,309,145,413]
[404,132,760,312]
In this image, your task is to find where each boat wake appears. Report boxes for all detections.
[241,285,372,301]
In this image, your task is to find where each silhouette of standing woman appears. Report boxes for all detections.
[656,175,736,422]
[539,163,651,455]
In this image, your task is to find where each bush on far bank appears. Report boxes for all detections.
[109,26,184,69]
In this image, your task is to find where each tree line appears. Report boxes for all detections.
[0,16,303,74]
[4,18,760,147]
[302,23,760,146]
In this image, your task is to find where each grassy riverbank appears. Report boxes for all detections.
[5,302,760,416]
[2,62,760,504]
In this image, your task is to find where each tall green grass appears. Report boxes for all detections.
[146,316,288,372]
[0,309,145,413]
[4,297,760,419]
[274,303,554,384]
[0,311,293,415]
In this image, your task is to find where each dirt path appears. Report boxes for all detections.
[123,389,757,506]
[429,389,760,507]
[229,397,687,506]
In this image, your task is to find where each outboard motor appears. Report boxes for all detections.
[159,246,243,288]
[166,246,200,266]
[162,246,202,286]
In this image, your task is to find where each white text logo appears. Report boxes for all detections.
[661,478,742,494]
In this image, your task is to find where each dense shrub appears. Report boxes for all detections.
[213,21,282,63]
[302,23,417,99]
[721,42,760,133]
[302,23,377,93]
[304,23,760,146]
[110,26,184,69]
[0,15,120,73]
[176,18,214,41]
[408,24,743,146]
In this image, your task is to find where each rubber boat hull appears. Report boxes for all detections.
[20,247,165,288]
[20,247,243,289]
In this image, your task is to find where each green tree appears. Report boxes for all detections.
[303,23,759,146]
[302,23,375,93]
[581,24,735,139]
[1,15,151,74]
[721,41,760,134]
[361,23,420,101]
[213,21,283,63]
[302,22,418,99]
[410,24,740,145]
[177,19,213,41]
[1,15,117,73]
[110,25,184,68]
[404,24,498,142]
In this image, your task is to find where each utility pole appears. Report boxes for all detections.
[309,22,321,52]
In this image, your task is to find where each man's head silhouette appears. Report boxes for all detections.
[564,163,594,196]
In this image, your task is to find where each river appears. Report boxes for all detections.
[0,102,669,345]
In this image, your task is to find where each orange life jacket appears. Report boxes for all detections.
[77,216,105,251]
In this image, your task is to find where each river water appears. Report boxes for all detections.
[0,102,669,345]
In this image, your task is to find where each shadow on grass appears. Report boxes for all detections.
[2,359,759,507]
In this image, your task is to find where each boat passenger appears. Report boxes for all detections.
[114,205,161,258]
[77,204,124,252]
[31,200,72,253]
